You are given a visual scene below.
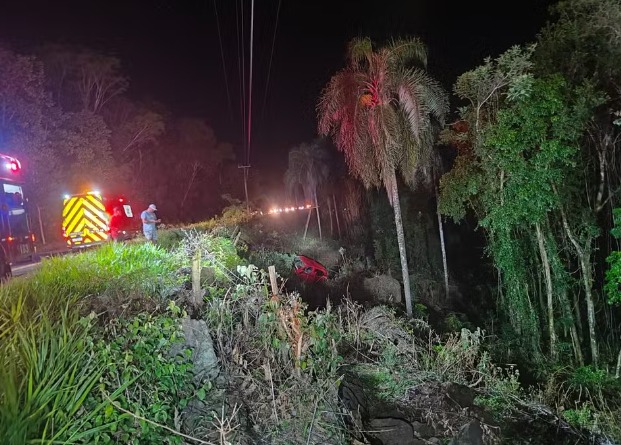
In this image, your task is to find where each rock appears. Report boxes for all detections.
[411,420,436,438]
[200,266,215,285]
[444,382,476,409]
[170,317,219,384]
[449,420,483,445]
[363,275,402,304]
[367,417,421,445]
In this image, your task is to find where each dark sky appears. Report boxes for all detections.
[0,0,556,176]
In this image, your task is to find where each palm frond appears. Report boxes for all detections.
[387,37,428,69]
[347,37,373,68]
[317,36,446,195]
[398,68,449,133]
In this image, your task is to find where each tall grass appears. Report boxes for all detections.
[0,243,181,444]
[0,300,113,444]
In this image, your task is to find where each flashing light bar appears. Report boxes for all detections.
[3,158,20,172]
[267,204,312,215]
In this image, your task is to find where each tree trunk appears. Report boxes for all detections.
[333,194,341,238]
[559,288,584,366]
[327,196,334,237]
[553,185,599,366]
[388,169,413,316]
[436,187,449,302]
[535,223,557,362]
[557,204,599,366]
[303,208,312,240]
[314,190,322,239]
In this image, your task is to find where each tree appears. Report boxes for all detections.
[318,37,448,316]
[535,0,621,367]
[145,117,235,220]
[0,46,57,205]
[284,140,331,239]
[38,44,128,113]
[440,44,603,365]
[103,97,165,172]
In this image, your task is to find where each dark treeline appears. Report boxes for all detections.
[0,43,242,239]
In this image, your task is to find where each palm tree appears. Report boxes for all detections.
[317,37,448,316]
[284,140,331,239]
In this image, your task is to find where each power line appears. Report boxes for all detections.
[213,0,234,123]
[261,0,281,123]
[236,0,247,156]
[246,0,255,166]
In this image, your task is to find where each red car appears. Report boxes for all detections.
[293,255,328,283]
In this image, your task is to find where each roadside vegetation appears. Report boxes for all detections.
[1,206,619,444]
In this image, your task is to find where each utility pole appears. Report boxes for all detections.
[238,164,250,212]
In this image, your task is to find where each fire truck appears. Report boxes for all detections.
[0,153,36,263]
[62,191,138,248]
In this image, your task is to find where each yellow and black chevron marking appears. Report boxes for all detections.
[62,194,110,246]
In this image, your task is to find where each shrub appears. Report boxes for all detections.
[78,304,198,445]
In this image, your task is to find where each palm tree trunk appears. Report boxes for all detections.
[314,190,322,239]
[535,222,557,361]
[333,194,341,238]
[436,187,449,302]
[388,169,413,316]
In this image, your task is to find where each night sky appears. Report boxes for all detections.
[0,0,555,176]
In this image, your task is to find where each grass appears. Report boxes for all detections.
[0,242,182,445]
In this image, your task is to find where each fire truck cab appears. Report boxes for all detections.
[0,154,36,263]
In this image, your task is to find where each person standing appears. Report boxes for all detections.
[140,204,161,243]
[108,207,124,242]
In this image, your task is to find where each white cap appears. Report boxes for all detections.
[148,204,157,210]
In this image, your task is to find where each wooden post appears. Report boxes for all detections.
[191,250,202,308]
[268,265,279,298]
[303,208,312,240]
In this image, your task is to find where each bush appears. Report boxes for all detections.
[246,247,297,278]
[78,304,198,445]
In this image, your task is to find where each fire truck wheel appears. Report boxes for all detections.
[0,263,11,283]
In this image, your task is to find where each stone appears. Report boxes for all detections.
[411,420,436,438]
[449,419,484,445]
[363,275,402,304]
[443,382,476,409]
[367,417,418,445]
[170,317,219,384]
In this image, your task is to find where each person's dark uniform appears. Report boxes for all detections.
[108,207,123,242]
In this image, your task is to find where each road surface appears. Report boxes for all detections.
[12,261,42,277]
[10,247,72,278]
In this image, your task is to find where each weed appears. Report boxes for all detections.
[79,307,196,444]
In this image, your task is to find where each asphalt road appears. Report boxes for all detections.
[10,246,73,278]
[12,261,42,277]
